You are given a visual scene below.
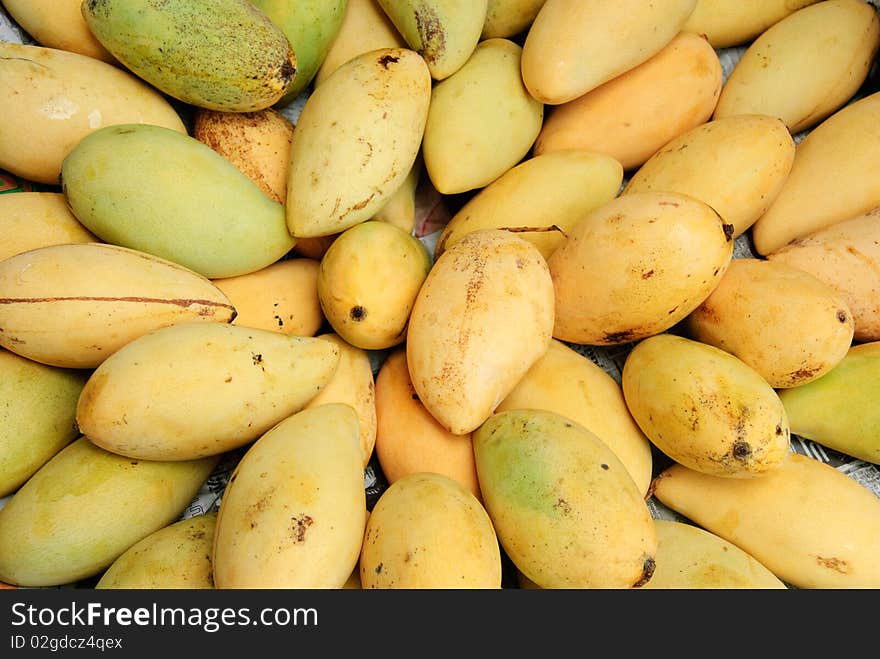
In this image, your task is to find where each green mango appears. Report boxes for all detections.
[253,0,349,106]
[82,0,297,112]
[61,123,296,278]
[0,437,218,587]
[0,349,89,497]
[778,341,880,463]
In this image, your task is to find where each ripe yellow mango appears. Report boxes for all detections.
[482,0,546,39]
[622,333,791,478]
[623,114,795,239]
[682,0,823,49]
[286,47,431,238]
[473,409,657,588]
[0,437,217,587]
[548,191,734,346]
[360,472,501,588]
[212,404,366,588]
[76,322,341,461]
[1,0,116,62]
[652,452,880,588]
[534,31,722,171]
[713,0,880,134]
[0,192,97,262]
[521,0,698,105]
[684,258,854,388]
[422,37,543,195]
[406,229,555,435]
[0,42,186,185]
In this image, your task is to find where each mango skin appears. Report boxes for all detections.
[76,321,341,461]
[534,31,722,172]
[681,0,822,49]
[0,437,218,587]
[360,472,501,588]
[652,453,880,589]
[777,341,880,464]
[482,0,546,39]
[473,408,657,588]
[0,192,97,262]
[623,333,791,479]
[0,350,89,498]
[96,513,217,589]
[82,0,297,112]
[684,258,854,389]
[0,41,186,185]
[212,404,366,588]
[285,47,431,238]
[61,123,296,279]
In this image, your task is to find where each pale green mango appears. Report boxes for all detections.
[96,513,217,589]
[0,437,217,587]
[253,0,349,105]
[61,123,296,278]
[778,341,880,464]
[0,349,89,497]
[82,0,297,112]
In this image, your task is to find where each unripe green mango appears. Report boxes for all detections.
[61,124,296,279]
[777,341,880,464]
[0,349,89,497]
[0,437,217,587]
[81,0,297,112]
[253,0,349,106]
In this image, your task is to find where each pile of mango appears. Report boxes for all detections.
[0,0,879,591]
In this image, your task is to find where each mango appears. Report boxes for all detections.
[482,0,546,39]
[82,0,297,112]
[360,472,501,588]
[371,154,422,234]
[317,220,431,350]
[285,47,431,238]
[0,192,97,262]
[0,349,88,498]
[533,31,722,172]
[61,123,296,279]
[212,404,366,588]
[681,0,823,48]
[422,37,543,195]
[473,408,657,588]
[406,229,555,435]
[0,41,186,185]
[684,258,854,388]
[777,341,880,464]
[96,513,217,589]
[548,191,734,346]
[622,333,791,478]
[76,321,341,461]
[0,437,217,587]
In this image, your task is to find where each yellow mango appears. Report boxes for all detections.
[96,513,217,589]
[751,91,880,255]
[212,404,366,588]
[482,0,546,38]
[211,258,324,337]
[623,114,795,238]
[406,229,555,435]
[76,322,340,461]
[374,347,481,499]
[533,31,722,172]
[422,37,543,195]
[548,191,734,346]
[360,472,501,588]
[652,452,880,588]
[681,0,822,48]
[766,208,880,342]
[286,47,431,237]
[496,339,653,496]
[622,333,791,478]
[371,154,422,234]
[521,0,698,105]
[0,437,217,587]
[473,408,657,588]
[642,520,787,589]
[0,192,97,262]
[684,258,854,388]
[0,42,186,185]
[0,242,237,369]
[433,149,623,262]
[713,0,880,134]
[0,349,88,498]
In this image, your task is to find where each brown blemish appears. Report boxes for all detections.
[350,306,367,321]
[732,440,752,462]
[554,498,571,515]
[641,269,654,279]
[836,309,848,323]
[815,556,850,574]
[722,223,735,241]
[0,295,235,315]
[632,555,656,588]
[603,329,636,344]
[378,54,399,68]
[290,514,314,543]
[413,5,446,66]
